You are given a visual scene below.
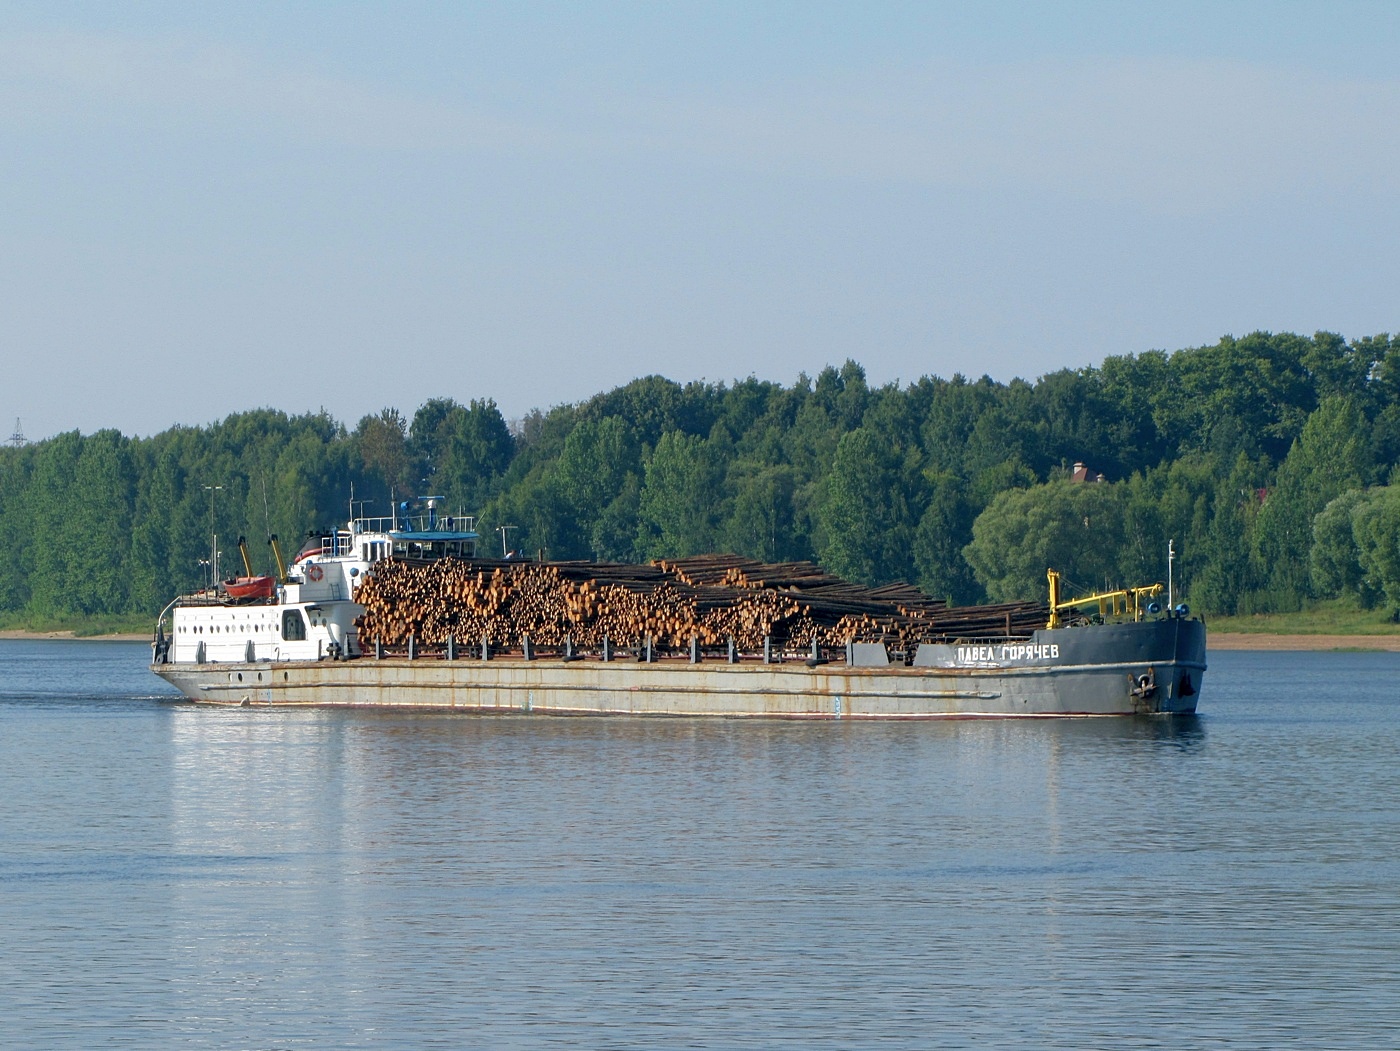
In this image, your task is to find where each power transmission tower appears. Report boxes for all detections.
[7,419,25,447]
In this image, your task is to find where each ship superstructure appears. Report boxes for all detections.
[157,497,478,665]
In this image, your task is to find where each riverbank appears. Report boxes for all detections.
[0,630,148,642]
[1209,633,1400,651]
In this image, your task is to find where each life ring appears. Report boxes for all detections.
[306,564,324,582]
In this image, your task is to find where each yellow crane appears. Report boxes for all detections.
[1046,569,1164,629]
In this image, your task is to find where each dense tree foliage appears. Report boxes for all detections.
[1313,486,1400,611]
[4,330,1400,622]
[964,481,1130,603]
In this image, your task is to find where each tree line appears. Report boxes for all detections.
[3,329,1399,623]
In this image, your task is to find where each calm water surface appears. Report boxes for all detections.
[1,640,1397,1049]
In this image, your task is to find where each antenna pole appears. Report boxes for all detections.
[498,524,517,557]
[1168,538,1175,611]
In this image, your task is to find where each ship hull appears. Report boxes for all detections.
[153,618,1205,719]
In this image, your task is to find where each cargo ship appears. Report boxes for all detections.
[151,500,1206,718]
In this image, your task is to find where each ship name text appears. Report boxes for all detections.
[956,643,1061,664]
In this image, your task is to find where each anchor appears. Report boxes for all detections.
[1129,667,1157,700]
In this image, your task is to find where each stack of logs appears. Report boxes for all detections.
[354,553,1048,655]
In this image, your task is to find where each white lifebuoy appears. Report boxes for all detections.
[307,564,324,582]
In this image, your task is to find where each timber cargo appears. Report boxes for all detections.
[151,499,1206,718]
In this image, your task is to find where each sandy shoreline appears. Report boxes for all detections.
[1208,633,1400,652]
[3,629,1397,651]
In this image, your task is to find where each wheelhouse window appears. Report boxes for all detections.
[282,609,307,641]
[387,537,473,560]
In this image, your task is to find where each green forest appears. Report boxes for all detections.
[4,330,1400,627]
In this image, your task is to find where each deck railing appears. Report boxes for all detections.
[352,514,477,535]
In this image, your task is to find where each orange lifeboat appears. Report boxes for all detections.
[221,575,276,601]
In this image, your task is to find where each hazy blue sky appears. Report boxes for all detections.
[4,1,1398,439]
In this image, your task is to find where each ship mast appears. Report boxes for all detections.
[203,484,224,587]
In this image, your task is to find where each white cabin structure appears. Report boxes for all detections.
[156,498,478,665]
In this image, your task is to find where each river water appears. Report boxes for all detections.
[1,639,1397,1049]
